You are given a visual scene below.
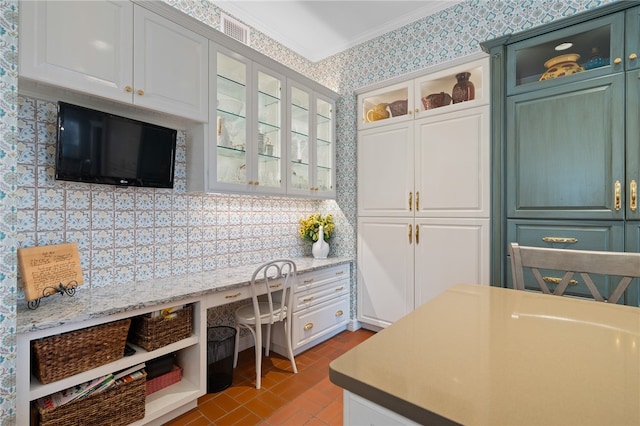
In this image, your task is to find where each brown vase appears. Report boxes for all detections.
[452,72,475,103]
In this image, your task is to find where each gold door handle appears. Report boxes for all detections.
[543,277,579,286]
[630,53,638,60]
[415,191,420,211]
[269,282,282,289]
[124,85,133,93]
[631,180,637,211]
[414,109,418,114]
[136,89,144,96]
[303,297,314,302]
[248,180,254,185]
[615,180,621,211]
[415,224,419,245]
[304,323,314,330]
[254,181,260,186]
[408,224,412,244]
[335,310,344,317]
[408,192,413,211]
[541,237,578,244]
[225,292,242,299]
[614,57,622,64]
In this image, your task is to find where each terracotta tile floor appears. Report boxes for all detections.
[164,329,375,426]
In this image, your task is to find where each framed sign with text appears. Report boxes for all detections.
[17,242,83,302]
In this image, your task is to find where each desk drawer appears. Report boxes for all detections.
[293,279,349,311]
[292,295,349,350]
[206,287,251,308]
[296,264,350,292]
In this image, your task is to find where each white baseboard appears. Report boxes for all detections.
[347,319,361,331]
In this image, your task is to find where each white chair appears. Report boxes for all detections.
[509,242,640,303]
[233,259,298,389]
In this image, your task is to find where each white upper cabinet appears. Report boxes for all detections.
[287,82,336,199]
[19,1,208,122]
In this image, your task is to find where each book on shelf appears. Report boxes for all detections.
[36,366,146,410]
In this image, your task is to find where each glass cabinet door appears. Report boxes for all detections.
[315,96,334,195]
[214,49,249,189]
[254,65,285,193]
[357,81,412,129]
[506,12,624,95]
[289,84,311,193]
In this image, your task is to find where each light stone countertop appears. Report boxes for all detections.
[17,256,352,334]
[330,284,640,426]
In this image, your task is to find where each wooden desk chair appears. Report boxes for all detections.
[233,259,298,389]
[509,242,640,303]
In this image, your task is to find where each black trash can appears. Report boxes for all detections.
[207,326,236,393]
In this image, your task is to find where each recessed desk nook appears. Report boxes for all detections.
[16,257,351,426]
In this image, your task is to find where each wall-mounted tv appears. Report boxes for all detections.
[55,102,177,188]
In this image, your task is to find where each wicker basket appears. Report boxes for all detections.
[34,370,146,426]
[146,364,182,396]
[31,319,131,384]
[129,305,193,351]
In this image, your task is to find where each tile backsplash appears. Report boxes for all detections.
[16,97,339,296]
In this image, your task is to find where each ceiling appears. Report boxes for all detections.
[214,1,460,62]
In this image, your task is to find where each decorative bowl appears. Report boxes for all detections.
[421,92,452,110]
[539,53,584,81]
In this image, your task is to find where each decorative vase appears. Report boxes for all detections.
[452,72,475,103]
[312,225,330,259]
[539,53,584,81]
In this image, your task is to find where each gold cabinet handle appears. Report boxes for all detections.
[269,282,282,289]
[335,310,344,317]
[304,278,314,284]
[124,85,133,93]
[408,224,412,244]
[631,180,637,212]
[225,292,242,299]
[414,108,419,114]
[543,277,579,286]
[630,53,638,60]
[335,271,344,275]
[415,191,419,211]
[409,192,413,211]
[254,181,259,186]
[541,237,578,244]
[335,286,344,291]
[304,322,314,330]
[615,180,621,211]
[303,297,314,302]
[614,57,622,64]
[415,224,419,245]
[136,89,144,96]
[248,180,254,185]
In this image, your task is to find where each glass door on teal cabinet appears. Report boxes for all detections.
[506,12,624,95]
[214,48,250,191]
[506,74,625,220]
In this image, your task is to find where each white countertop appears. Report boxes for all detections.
[17,256,351,334]
[330,284,640,426]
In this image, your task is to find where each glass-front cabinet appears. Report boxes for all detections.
[210,46,286,194]
[287,82,335,198]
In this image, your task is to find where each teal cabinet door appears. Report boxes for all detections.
[506,74,625,220]
[626,69,640,220]
[625,5,640,71]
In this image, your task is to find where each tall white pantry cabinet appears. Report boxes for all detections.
[356,55,491,329]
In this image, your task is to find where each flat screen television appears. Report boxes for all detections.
[55,102,177,188]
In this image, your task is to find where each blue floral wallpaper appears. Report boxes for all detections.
[0,0,615,422]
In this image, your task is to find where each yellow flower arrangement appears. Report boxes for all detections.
[298,213,334,243]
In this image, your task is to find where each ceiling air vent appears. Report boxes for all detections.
[221,13,250,46]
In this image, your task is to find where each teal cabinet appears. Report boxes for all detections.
[483,2,640,306]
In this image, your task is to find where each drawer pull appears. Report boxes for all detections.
[541,237,578,244]
[225,292,242,299]
[335,271,345,275]
[543,277,578,286]
[270,282,282,289]
[631,180,637,212]
[335,286,344,291]
[304,322,314,330]
[409,192,413,211]
[335,310,344,317]
[615,180,621,211]
[304,279,314,284]
[303,297,314,302]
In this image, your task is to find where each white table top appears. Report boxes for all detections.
[330,284,640,426]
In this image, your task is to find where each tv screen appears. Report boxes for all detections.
[55,102,177,188]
